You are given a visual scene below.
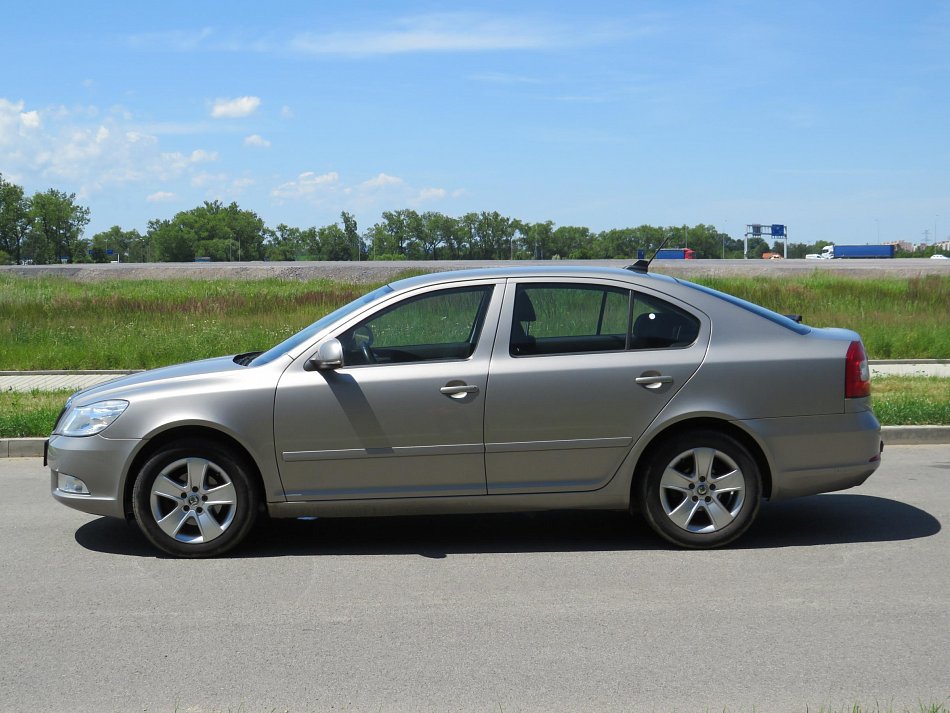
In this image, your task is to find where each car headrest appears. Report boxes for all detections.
[513,291,537,322]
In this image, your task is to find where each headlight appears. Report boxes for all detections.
[54,400,129,437]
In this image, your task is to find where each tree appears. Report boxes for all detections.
[25,189,90,264]
[745,236,768,259]
[551,225,592,259]
[264,224,304,261]
[90,226,143,263]
[341,211,363,260]
[148,200,266,262]
[0,174,31,264]
[318,224,353,261]
[469,211,516,259]
[523,221,555,259]
[426,212,462,259]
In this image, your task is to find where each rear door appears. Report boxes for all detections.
[484,278,709,494]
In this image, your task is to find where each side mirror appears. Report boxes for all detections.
[304,338,344,371]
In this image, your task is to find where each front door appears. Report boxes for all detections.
[274,283,500,500]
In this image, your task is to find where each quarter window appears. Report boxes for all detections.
[629,293,700,350]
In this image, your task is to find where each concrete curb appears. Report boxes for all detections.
[5,426,949,460]
[880,426,950,445]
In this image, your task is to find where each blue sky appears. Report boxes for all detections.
[1,1,948,246]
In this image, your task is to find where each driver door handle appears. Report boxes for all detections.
[440,384,479,398]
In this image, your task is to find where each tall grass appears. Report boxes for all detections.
[2,273,948,370]
[1,276,369,369]
[695,274,950,359]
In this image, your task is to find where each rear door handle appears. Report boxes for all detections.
[635,375,673,388]
[440,384,479,398]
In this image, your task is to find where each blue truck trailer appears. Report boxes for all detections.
[821,244,895,259]
[654,248,696,259]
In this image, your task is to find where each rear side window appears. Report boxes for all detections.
[510,283,699,357]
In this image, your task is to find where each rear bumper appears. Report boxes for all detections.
[741,409,882,500]
[48,434,140,518]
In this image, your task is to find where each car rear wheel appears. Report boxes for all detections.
[639,430,761,548]
[131,440,259,558]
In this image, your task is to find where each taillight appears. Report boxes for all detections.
[845,340,871,398]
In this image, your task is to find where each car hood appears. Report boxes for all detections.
[68,355,251,405]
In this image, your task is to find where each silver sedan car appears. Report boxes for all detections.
[49,266,882,557]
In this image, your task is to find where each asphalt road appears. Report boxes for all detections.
[2,447,948,713]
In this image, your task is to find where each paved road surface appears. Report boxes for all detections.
[1,447,948,712]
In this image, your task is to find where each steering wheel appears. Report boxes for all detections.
[353,325,376,364]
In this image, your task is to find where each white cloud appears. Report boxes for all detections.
[244,133,271,148]
[121,15,629,57]
[127,27,215,52]
[271,169,458,213]
[0,97,230,200]
[0,100,43,144]
[290,13,574,56]
[159,149,218,176]
[191,171,229,188]
[280,105,294,119]
[469,72,543,84]
[210,96,261,118]
[361,173,404,189]
[20,110,41,130]
[417,187,447,201]
[189,149,217,162]
[146,191,176,203]
[271,171,341,200]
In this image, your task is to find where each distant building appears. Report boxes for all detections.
[884,240,913,252]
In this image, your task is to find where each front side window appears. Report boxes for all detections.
[510,283,700,356]
[340,285,494,366]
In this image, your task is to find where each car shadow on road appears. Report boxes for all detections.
[74,492,941,558]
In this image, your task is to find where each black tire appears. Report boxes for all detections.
[131,439,259,558]
[638,429,761,549]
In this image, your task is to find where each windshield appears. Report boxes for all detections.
[250,284,394,366]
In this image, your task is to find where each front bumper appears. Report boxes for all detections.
[48,433,141,518]
[741,409,882,500]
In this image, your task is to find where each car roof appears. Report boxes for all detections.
[387,265,679,293]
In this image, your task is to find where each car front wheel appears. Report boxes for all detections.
[639,430,761,548]
[131,440,259,558]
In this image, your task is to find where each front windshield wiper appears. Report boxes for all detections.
[233,351,264,366]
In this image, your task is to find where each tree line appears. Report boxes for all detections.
[0,173,925,264]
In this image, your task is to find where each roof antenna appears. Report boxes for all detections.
[626,235,674,274]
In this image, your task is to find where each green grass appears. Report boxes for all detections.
[0,275,370,370]
[4,377,947,438]
[1,273,948,369]
[695,274,950,360]
[0,389,70,438]
[872,376,950,425]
